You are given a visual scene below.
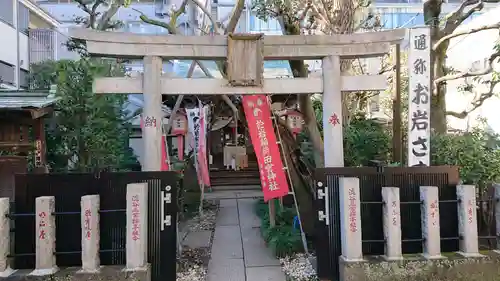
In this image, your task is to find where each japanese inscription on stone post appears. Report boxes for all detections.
[84,209,92,239]
[132,195,140,241]
[38,211,47,240]
[408,27,431,167]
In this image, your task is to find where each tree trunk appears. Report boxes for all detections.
[431,36,449,133]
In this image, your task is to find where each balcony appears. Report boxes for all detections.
[29,28,79,64]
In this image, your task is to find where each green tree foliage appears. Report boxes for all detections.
[298,98,390,168]
[29,59,139,172]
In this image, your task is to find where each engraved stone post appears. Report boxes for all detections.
[80,195,100,273]
[420,186,442,259]
[322,55,343,167]
[339,177,363,261]
[382,187,402,260]
[457,185,480,257]
[30,196,58,276]
[126,183,148,270]
[0,198,15,277]
[494,183,500,251]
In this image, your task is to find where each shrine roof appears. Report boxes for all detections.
[0,92,60,110]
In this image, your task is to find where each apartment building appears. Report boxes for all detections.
[0,0,71,89]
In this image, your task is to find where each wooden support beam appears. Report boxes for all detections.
[29,107,53,119]
[93,76,387,95]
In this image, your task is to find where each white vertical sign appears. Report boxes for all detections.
[408,27,431,167]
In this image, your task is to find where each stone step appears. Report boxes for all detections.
[211,185,261,191]
[211,178,262,186]
[204,190,263,200]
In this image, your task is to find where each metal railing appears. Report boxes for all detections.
[29,28,79,64]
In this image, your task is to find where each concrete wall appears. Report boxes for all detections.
[0,21,29,70]
[341,252,500,281]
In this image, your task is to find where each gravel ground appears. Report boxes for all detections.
[177,200,219,281]
[176,247,210,281]
[187,201,218,232]
[280,253,319,281]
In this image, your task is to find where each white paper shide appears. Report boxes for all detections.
[408,27,431,167]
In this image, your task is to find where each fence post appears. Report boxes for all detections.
[0,198,14,277]
[456,185,480,257]
[80,195,100,273]
[30,196,58,276]
[339,177,363,261]
[494,183,500,251]
[420,186,442,259]
[382,187,402,260]
[126,183,148,270]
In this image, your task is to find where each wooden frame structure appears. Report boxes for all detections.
[71,28,406,170]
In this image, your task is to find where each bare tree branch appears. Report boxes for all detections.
[434,51,499,85]
[97,0,126,30]
[189,0,222,34]
[446,79,499,118]
[434,21,500,51]
[133,0,242,114]
[225,0,245,34]
[442,0,484,35]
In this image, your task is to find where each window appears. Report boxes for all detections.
[0,61,15,86]
[249,14,281,34]
[0,0,14,26]
[19,4,29,34]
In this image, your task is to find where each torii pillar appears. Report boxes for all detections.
[142,56,164,171]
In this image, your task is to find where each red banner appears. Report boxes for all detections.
[242,95,289,201]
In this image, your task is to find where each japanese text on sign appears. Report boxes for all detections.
[189,111,201,149]
[429,200,438,226]
[144,116,157,128]
[250,98,279,192]
[84,209,92,239]
[348,188,357,232]
[391,201,399,226]
[38,211,47,240]
[132,195,140,241]
[467,199,474,224]
[34,139,43,167]
[242,95,290,201]
[408,28,431,167]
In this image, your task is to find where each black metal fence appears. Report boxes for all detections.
[12,171,178,281]
[314,166,460,281]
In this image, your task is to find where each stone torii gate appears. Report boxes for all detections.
[70,29,406,170]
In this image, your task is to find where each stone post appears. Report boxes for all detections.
[0,198,15,277]
[80,195,100,273]
[457,185,480,257]
[30,196,58,276]
[322,55,343,167]
[339,177,363,261]
[382,187,402,260]
[142,56,164,171]
[494,184,500,251]
[126,183,148,270]
[420,186,442,259]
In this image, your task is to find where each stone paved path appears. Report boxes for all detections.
[207,198,286,281]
